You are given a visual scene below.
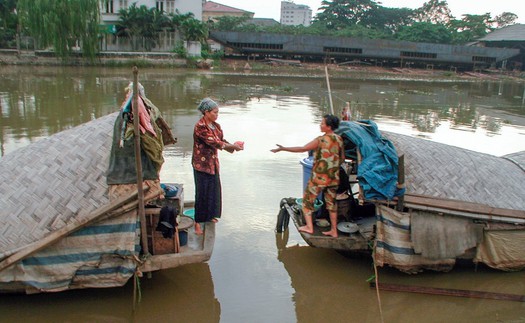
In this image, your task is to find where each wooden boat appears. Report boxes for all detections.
[0,94,214,293]
[277,120,525,273]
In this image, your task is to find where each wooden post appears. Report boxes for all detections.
[132,67,150,256]
[396,154,405,211]
[324,65,334,115]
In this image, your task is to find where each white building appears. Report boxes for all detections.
[100,0,203,24]
[99,0,203,54]
[280,1,312,26]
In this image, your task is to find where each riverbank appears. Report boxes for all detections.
[1,50,523,82]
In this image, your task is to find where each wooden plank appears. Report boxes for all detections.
[370,282,525,302]
[403,193,525,219]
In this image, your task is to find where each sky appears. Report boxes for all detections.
[216,0,525,24]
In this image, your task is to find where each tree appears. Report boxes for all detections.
[181,18,208,42]
[169,11,195,31]
[209,15,251,32]
[0,0,18,48]
[16,0,100,60]
[449,13,493,44]
[117,4,171,51]
[396,22,452,43]
[315,0,379,29]
[494,12,518,28]
[166,12,208,43]
[368,6,414,35]
[413,0,453,24]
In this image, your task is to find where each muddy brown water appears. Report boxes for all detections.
[0,66,524,322]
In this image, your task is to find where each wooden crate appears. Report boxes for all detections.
[144,183,185,255]
[145,208,179,255]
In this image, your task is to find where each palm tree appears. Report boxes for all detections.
[181,18,208,43]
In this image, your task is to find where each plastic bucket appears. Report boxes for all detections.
[178,230,188,246]
[295,198,323,211]
[183,208,195,219]
[299,156,313,191]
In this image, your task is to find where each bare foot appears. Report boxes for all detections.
[322,230,338,238]
[195,223,203,235]
[298,225,314,234]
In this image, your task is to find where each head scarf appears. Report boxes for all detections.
[197,98,218,114]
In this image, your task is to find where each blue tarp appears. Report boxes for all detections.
[336,120,404,200]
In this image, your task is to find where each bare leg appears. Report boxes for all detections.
[195,222,203,235]
[211,218,219,223]
[298,208,314,234]
[322,210,338,237]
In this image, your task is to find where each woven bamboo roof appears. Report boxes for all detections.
[0,113,118,258]
[384,132,525,211]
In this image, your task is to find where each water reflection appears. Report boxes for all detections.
[131,264,220,323]
[0,263,220,323]
[1,67,525,157]
[276,230,383,322]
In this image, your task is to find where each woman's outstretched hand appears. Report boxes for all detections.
[225,142,243,153]
[271,144,283,153]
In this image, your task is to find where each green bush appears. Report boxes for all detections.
[172,41,187,58]
[211,50,224,60]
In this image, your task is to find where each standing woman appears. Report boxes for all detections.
[271,114,344,237]
[192,98,243,235]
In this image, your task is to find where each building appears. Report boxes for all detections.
[100,0,203,25]
[99,0,203,54]
[202,1,254,22]
[247,18,280,28]
[280,1,312,26]
[476,24,525,70]
[209,31,520,70]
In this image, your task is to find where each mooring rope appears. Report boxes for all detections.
[372,240,385,323]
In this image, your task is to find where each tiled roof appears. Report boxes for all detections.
[247,18,280,27]
[479,24,525,41]
[203,1,253,14]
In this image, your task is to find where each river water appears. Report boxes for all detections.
[0,66,524,322]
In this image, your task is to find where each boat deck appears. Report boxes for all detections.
[140,221,215,273]
[283,201,375,253]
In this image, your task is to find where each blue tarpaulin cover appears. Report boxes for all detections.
[336,120,404,200]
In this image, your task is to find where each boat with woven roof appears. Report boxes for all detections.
[0,81,214,294]
[277,120,525,273]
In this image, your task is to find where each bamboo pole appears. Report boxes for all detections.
[0,190,140,272]
[132,67,150,256]
[324,65,334,115]
[370,282,525,302]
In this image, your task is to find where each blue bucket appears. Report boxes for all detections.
[183,208,195,219]
[299,156,313,191]
[178,230,188,246]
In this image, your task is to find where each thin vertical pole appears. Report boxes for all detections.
[396,154,405,211]
[132,66,149,256]
[325,65,334,115]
